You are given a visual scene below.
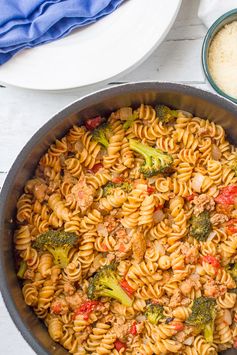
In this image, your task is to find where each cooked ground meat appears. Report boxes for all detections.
[192,194,215,216]
[210,213,229,225]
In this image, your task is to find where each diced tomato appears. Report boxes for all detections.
[172,322,184,331]
[112,176,124,183]
[114,339,126,351]
[215,185,237,205]
[202,255,220,269]
[120,279,135,296]
[74,300,100,320]
[147,186,155,195]
[119,243,126,252]
[89,163,103,173]
[226,219,237,234]
[130,321,137,336]
[51,303,62,315]
[186,193,197,202]
[85,116,103,131]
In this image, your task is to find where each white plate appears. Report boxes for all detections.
[0,0,181,91]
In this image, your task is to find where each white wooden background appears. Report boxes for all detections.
[0,0,214,353]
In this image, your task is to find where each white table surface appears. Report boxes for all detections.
[0,0,216,353]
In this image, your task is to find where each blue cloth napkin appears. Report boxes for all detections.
[0,0,124,64]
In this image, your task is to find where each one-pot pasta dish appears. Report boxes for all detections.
[14,104,237,354]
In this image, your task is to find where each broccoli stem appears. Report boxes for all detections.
[204,323,214,343]
[103,281,132,307]
[17,260,27,278]
[129,139,157,163]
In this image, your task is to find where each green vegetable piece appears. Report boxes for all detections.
[186,297,216,342]
[155,104,178,124]
[123,112,138,130]
[103,181,132,197]
[88,265,133,307]
[230,158,237,176]
[33,230,78,268]
[145,303,164,325]
[129,139,173,178]
[226,263,237,282]
[190,211,212,241]
[92,123,110,148]
[17,260,27,278]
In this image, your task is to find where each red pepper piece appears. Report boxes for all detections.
[120,279,135,296]
[155,204,163,211]
[89,163,103,173]
[51,303,62,315]
[186,193,197,202]
[215,185,237,205]
[119,243,126,252]
[130,321,137,335]
[147,186,155,195]
[112,176,124,183]
[102,243,108,251]
[85,116,103,131]
[226,219,237,234]
[202,255,220,269]
[172,322,184,331]
[114,339,126,351]
[74,300,100,320]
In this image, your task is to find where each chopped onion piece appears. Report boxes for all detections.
[136,315,146,322]
[153,210,165,223]
[97,224,108,237]
[207,231,216,241]
[223,309,232,325]
[74,140,84,152]
[191,173,205,193]
[148,176,157,184]
[118,107,133,120]
[156,242,166,256]
[211,144,221,160]
[184,336,194,346]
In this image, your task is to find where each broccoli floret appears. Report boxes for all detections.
[17,260,27,278]
[186,297,216,342]
[92,123,110,148]
[123,112,138,130]
[33,230,78,268]
[129,139,173,178]
[145,303,164,325]
[226,263,237,282]
[155,105,178,124]
[190,211,212,241]
[230,158,237,176]
[88,265,133,307]
[103,181,132,197]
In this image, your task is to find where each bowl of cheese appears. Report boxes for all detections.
[202,9,237,104]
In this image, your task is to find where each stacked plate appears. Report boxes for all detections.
[0,0,181,90]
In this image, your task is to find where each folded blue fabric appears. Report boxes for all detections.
[0,0,124,64]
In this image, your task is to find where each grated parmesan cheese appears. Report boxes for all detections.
[208,21,237,99]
